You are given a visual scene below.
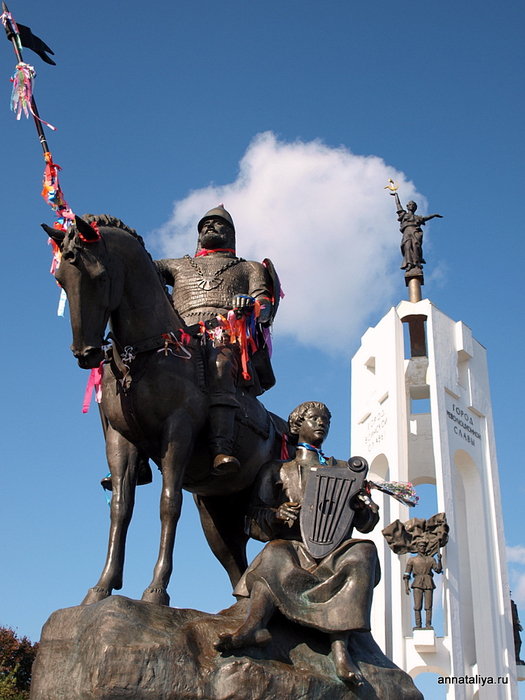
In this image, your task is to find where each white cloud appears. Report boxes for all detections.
[507,545,525,565]
[154,132,425,353]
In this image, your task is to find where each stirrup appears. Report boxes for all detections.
[211,454,240,476]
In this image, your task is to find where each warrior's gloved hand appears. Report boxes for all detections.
[276,501,301,527]
[232,295,256,318]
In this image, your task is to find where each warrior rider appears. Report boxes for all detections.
[156,206,279,475]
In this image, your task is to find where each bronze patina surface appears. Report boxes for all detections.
[43,212,285,607]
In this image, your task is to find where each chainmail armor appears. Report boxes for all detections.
[156,255,272,324]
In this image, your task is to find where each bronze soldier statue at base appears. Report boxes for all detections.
[382,511,449,631]
[404,539,443,629]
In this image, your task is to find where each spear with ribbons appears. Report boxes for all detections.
[2,3,75,289]
[1,5,105,413]
[2,4,105,415]
[2,2,73,228]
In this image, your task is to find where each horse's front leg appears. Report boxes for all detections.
[141,414,193,606]
[82,426,140,605]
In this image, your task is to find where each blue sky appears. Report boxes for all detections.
[1,1,524,695]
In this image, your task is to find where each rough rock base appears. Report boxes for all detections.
[30,596,422,700]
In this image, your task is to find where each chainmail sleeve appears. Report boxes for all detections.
[246,261,275,325]
[155,259,176,286]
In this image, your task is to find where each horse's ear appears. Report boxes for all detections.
[41,223,65,246]
[75,215,101,243]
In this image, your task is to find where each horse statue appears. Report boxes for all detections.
[43,214,287,606]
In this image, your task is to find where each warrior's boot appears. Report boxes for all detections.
[425,609,433,629]
[414,610,422,629]
[209,405,240,475]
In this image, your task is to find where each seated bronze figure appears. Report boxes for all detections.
[217,401,381,687]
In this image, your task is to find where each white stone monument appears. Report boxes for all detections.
[350,297,520,698]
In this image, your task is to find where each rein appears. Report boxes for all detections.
[107,330,191,385]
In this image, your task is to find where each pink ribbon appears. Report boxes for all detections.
[82,364,103,413]
[10,62,56,129]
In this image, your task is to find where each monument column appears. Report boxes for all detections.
[350,297,518,698]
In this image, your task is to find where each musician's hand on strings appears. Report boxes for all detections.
[276,501,301,527]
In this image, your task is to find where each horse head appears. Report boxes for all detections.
[43,215,123,369]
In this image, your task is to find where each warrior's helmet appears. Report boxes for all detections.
[198,206,235,233]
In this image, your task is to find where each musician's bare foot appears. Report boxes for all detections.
[216,581,275,652]
[331,636,364,686]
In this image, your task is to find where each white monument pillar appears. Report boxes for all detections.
[350,297,519,698]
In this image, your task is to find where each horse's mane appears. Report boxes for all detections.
[81,213,146,248]
[80,213,174,308]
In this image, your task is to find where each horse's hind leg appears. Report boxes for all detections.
[82,427,140,605]
[194,488,250,588]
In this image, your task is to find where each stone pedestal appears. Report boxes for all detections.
[30,596,423,700]
[412,628,436,652]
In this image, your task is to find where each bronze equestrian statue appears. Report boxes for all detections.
[42,213,285,607]
[216,401,381,687]
[156,205,279,475]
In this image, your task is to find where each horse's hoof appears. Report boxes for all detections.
[141,587,170,606]
[81,587,111,605]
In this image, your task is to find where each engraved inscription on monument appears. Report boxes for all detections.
[365,409,387,451]
[445,395,482,450]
